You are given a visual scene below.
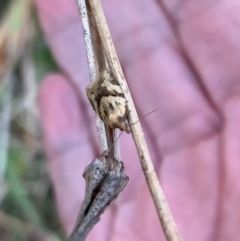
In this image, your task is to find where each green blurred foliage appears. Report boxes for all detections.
[0,1,63,241]
[0,0,12,21]
[33,16,59,81]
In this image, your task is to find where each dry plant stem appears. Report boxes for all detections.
[76,0,108,153]
[88,0,182,240]
[76,0,121,159]
[22,37,38,134]
[70,2,128,241]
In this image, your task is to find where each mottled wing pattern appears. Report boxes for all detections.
[86,70,130,133]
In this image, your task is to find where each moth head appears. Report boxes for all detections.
[108,113,130,133]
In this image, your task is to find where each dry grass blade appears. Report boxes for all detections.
[76,0,121,159]
[69,1,129,240]
[86,0,182,240]
[75,0,108,153]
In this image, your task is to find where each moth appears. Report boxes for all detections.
[86,70,130,133]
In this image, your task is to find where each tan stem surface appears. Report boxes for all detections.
[88,0,183,240]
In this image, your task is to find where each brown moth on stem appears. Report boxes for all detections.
[86,70,130,133]
[69,1,129,241]
[74,0,183,241]
[87,0,183,240]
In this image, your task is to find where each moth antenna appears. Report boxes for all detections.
[105,109,157,155]
[130,109,157,126]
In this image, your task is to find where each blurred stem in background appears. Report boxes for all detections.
[0,0,61,240]
[0,0,31,203]
[0,70,12,203]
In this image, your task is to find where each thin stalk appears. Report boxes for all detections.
[88,0,182,240]
[0,71,12,204]
[76,0,108,153]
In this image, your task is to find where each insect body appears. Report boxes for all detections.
[86,70,130,133]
